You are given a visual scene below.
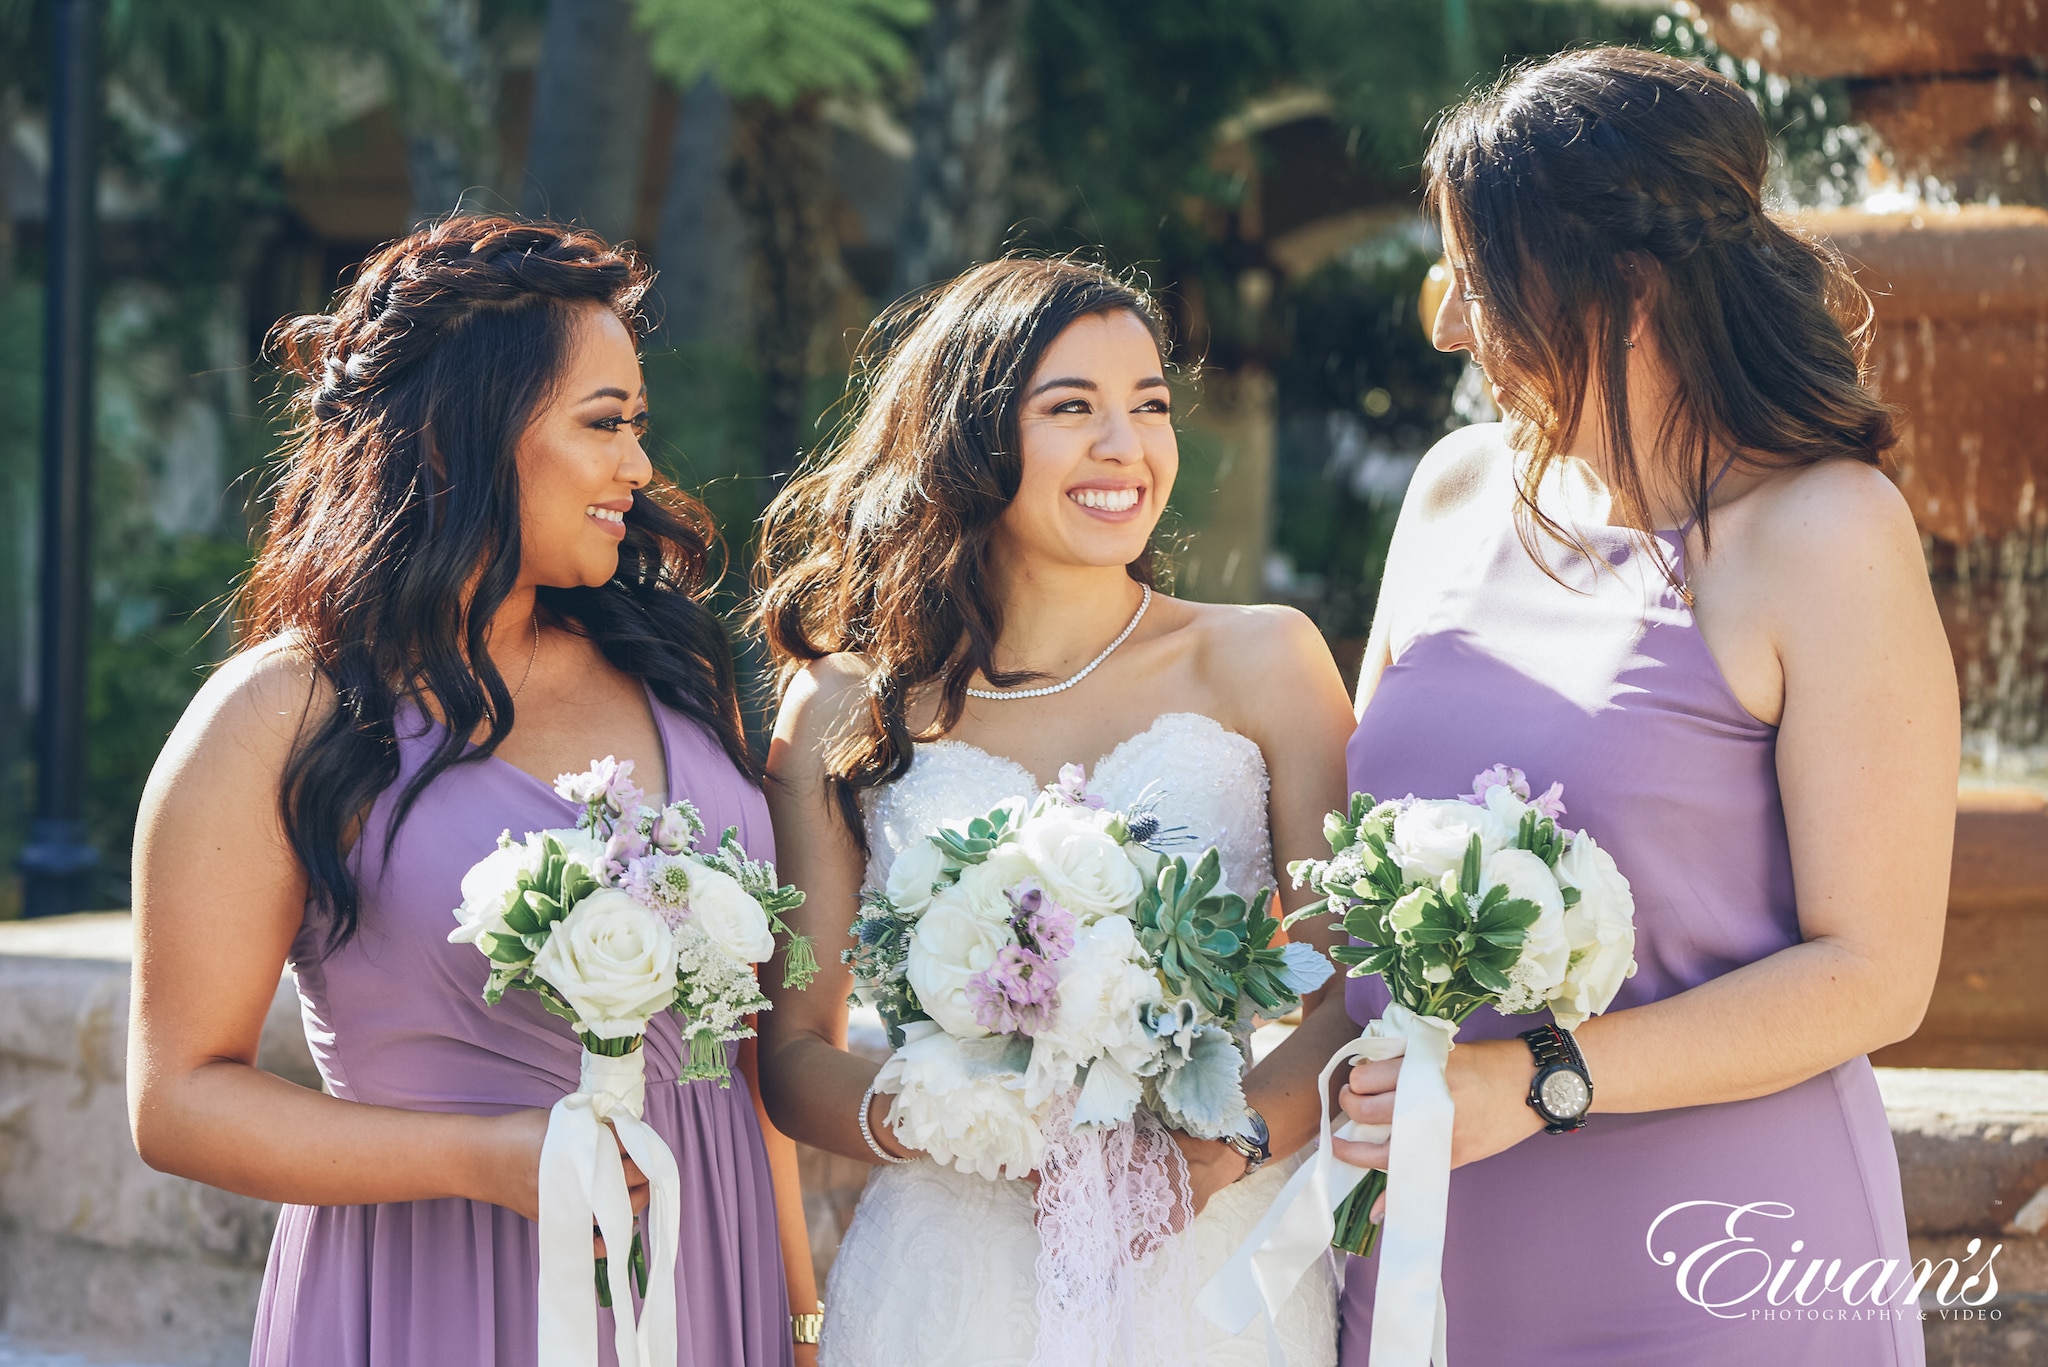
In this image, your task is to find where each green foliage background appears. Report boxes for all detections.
[0,0,1858,912]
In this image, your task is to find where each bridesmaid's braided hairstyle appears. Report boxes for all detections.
[1427,47,1899,562]
[246,215,753,953]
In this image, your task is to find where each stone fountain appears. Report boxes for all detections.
[1679,0,2048,1076]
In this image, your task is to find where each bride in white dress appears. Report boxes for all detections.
[754,256,1360,1367]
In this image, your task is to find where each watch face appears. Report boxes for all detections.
[1540,1068,1590,1119]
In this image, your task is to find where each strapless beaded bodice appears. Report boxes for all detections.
[823,711,1337,1367]
[859,711,1276,899]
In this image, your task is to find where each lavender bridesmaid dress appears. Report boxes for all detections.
[1340,429,1923,1365]
[251,690,793,1367]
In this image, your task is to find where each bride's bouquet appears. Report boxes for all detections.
[848,764,1332,1363]
[448,756,811,1367]
[1200,765,1636,1367]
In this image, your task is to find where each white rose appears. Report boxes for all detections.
[449,837,542,945]
[1480,782,1538,836]
[684,861,775,964]
[953,846,1037,919]
[1025,915,1163,1104]
[1480,847,1571,1012]
[530,888,678,1040]
[1389,799,1514,884]
[1550,834,1637,1027]
[905,881,1018,1038]
[878,1023,1043,1180]
[884,836,951,916]
[1018,812,1144,921]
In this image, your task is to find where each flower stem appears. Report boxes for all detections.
[1332,1169,1387,1257]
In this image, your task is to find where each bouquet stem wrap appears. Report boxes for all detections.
[1196,1004,1455,1367]
[538,1047,683,1367]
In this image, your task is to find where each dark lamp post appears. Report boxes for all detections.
[20,0,101,917]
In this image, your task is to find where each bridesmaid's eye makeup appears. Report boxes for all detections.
[593,411,650,435]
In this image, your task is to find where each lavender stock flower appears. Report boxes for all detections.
[1009,884,1077,962]
[966,944,1060,1035]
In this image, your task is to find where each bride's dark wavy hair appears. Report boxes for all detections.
[1429,46,1899,561]
[245,215,753,953]
[754,256,1169,845]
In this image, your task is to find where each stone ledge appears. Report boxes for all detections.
[1878,1069,2048,1238]
[0,916,316,1365]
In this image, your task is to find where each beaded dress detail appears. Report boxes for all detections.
[819,712,1339,1367]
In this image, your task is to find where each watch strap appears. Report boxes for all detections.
[1519,1023,1591,1134]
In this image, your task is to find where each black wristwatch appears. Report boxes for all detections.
[1519,1023,1592,1134]
[1222,1108,1272,1179]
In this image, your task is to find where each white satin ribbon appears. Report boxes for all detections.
[537,1046,683,1367]
[1196,1003,1456,1367]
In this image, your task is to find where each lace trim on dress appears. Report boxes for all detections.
[1031,1093,1199,1367]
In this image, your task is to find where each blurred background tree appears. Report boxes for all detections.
[4,0,1811,913]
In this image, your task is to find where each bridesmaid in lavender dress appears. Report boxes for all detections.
[1334,50,1958,1364]
[126,217,812,1366]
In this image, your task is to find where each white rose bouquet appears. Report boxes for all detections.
[1198,765,1637,1367]
[447,756,811,1367]
[450,754,813,1082]
[1289,764,1636,1256]
[848,765,1332,1365]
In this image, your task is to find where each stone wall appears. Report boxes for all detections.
[0,916,316,1366]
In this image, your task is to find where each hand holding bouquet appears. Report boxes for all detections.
[848,765,1332,1365]
[1291,763,1636,1255]
[447,756,811,1367]
[1200,765,1636,1367]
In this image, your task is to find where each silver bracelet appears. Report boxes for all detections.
[859,1079,911,1164]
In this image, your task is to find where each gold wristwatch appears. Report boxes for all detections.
[792,1301,825,1346]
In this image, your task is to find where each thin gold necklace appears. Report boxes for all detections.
[511,616,540,699]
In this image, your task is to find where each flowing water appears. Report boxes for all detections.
[1939,529,2048,793]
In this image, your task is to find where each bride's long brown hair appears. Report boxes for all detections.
[754,256,1170,844]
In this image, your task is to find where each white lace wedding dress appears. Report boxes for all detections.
[819,712,1341,1367]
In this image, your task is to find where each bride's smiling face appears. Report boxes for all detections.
[995,309,1177,573]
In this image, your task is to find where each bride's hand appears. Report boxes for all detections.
[1171,1132,1249,1220]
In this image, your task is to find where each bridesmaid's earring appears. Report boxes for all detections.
[1623,336,1637,350]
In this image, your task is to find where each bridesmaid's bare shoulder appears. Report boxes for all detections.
[769,652,876,772]
[155,635,332,783]
[137,635,334,885]
[1407,422,1514,523]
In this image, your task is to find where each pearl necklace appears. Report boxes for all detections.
[967,585,1153,701]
